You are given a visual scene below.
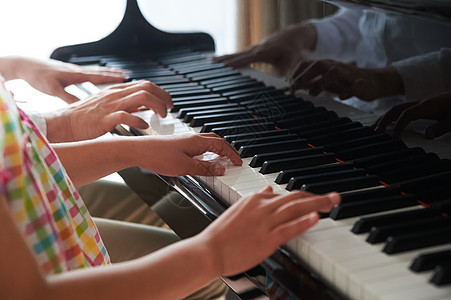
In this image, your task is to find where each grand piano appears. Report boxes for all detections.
[51,0,451,299]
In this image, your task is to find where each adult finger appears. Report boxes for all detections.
[290,61,316,90]
[425,118,451,139]
[105,111,149,131]
[372,102,415,133]
[392,104,425,136]
[110,80,173,110]
[58,90,83,104]
[122,91,170,117]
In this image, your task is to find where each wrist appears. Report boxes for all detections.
[0,56,26,80]
[374,66,405,98]
[42,110,72,143]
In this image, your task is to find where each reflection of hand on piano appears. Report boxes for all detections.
[373,91,451,139]
[198,187,340,277]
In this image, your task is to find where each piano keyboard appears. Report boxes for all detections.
[74,51,451,300]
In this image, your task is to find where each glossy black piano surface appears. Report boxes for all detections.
[52,0,451,299]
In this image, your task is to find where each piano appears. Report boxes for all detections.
[51,0,451,299]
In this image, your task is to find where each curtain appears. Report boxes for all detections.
[236,0,337,51]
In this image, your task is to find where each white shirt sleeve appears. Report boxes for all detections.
[393,48,451,101]
[308,6,364,62]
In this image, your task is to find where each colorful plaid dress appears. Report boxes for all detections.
[0,79,110,275]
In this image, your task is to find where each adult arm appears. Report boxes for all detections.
[0,56,126,103]
[43,80,173,142]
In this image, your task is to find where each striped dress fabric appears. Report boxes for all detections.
[0,79,110,275]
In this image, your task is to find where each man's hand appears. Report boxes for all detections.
[44,80,173,142]
[214,23,317,76]
[373,91,451,138]
[290,59,404,101]
[12,56,126,103]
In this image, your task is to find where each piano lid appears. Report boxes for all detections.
[50,0,215,62]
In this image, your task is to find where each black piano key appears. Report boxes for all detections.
[171,98,229,112]
[190,111,253,127]
[289,117,352,134]
[211,81,264,93]
[239,94,297,107]
[324,133,391,152]
[146,76,190,85]
[364,152,438,174]
[169,89,213,98]
[183,66,232,77]
[411,249,451,272]
[400,171,451,194]
[383,226,451,254]
[301,175,381,194]
[130,69,176,78]
[224,129,290,143]
[201,75,251,87]
[190,70,241,82]
[308,126,374,146]
[172,94,223,102]
[367,216,451,243]
[175,63,226,74]
[160,82,202,92]
[261,153,337,175]
[275,161,355,184]
[330,194,418,220]
[231,134,299,150]
[222,86,276,98]
[207,78,259,89]
[379,159,451,184]
[184,107,247,123]
[336,140,407,161]
[431,263,451,286]
[286,168,367,191]
[159,53,211,65]
[275,110,338,128]
[353,147,426,168]
[210,122,276,137]
[250,104,317,120]
[351,206,441,234]
[250,147,326,168]
[166,59,213,69]
[177,103,239,119]
[340,185,402,203]
[239,139,309,158]
[354,198,451,233]
[295,121,362,139]
[201,118,270,133]
[229,90,285,103]
[246,96,308,110]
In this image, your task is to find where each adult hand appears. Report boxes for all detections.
[44,80,173,142]
[213,23,317,76]
[290,60,404,101]
[13,56,126,103]
[133,133,242,177]
[373,91,451,138]
[199,187,340,276]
